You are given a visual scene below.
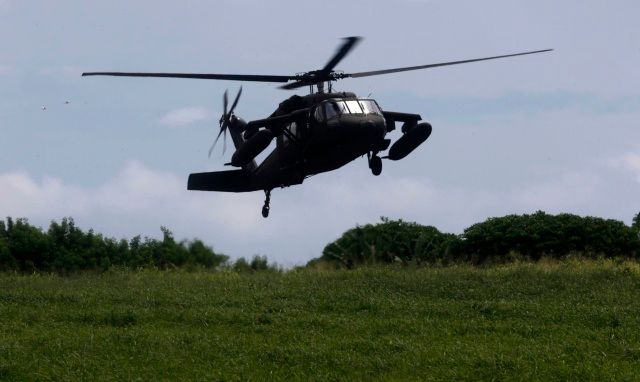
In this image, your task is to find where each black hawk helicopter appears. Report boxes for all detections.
[83,37,551,217]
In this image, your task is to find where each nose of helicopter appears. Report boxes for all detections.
[330,116,386,144]
[360,119,386,141]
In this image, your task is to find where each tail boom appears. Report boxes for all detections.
[187,170,264,192]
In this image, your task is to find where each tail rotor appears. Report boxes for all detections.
[208,86,242,157]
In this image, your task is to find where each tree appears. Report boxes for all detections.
[462,211,639,261]
[0,236,17,271]
[0,217,236,272]
[316,217,459,267]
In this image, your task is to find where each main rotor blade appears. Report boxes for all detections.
[82,72,295,83]
[320,36,362,75]
[279,81,309,90]
[347,49,553,79]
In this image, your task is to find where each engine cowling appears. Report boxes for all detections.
[243,126,259,140]
[231,129,274,167]
[387,122,432,161]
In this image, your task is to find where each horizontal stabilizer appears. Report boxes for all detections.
[188,170,263,192]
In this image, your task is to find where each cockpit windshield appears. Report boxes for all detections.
[358,100,381,115]
[323,99,381,119]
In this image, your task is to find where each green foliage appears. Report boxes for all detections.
[315,212,640,267]
[462,211,639,262]
[633,212,640,233]
[232,255,276,272]
[0,217,228,273]
[0,236,16,271]
[318,217,459,267]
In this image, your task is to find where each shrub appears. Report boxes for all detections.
[312,212,640,267]
[317,217,460,267]
[461,211,639,262]
[0,217,228,273]
[232,255,275,272]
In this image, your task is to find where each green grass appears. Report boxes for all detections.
[1,261,640,381]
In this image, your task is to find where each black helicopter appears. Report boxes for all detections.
[83,37,551,217]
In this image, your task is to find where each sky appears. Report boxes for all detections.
[1,0,639,265]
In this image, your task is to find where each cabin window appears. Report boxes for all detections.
[282,122,297,145]
[313,106,324,122]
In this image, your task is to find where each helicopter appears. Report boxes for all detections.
[83,37,552,218]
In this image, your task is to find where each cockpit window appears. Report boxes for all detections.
[324,101,347,119]
[358,100,381,115]
[345,100,363,114]
[323,99,381,119]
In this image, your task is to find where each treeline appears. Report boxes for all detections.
[2,212,640,273]
[311,212,640,268]
[0,217,276,273]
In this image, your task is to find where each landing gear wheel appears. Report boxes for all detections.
[370,155,382,176]
[262,189,271,218]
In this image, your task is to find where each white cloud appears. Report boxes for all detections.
[0,162,269,258]
[0,171,87,217]
[621,153,640,172]
[610,152,640,183]
[159,107,211,128]
[0,155,636,265]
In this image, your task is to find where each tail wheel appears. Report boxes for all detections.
[262,189,271,218]
[369,155,382,176]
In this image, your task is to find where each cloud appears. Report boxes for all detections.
[159,107,211,128]
[0,171,88,217]
[0,157,635,265]
[0,161,263,232]
[620,153,640,172]
[610,152,640,183]
[0,162,269,259]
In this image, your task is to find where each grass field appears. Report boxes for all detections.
[1,261,640,381]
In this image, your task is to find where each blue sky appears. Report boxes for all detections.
[1,0,639,265]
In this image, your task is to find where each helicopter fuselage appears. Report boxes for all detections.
[253,95,388,186]
[187,91,429,197]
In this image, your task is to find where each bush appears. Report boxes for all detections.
[0,217,228,273]
[311,212,640,268]
[316,217,460,267]
[0,236,17,271]
[232,255,275,272]
[461,211,639,262]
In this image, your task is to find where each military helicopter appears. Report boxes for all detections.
[83,37,551,217]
